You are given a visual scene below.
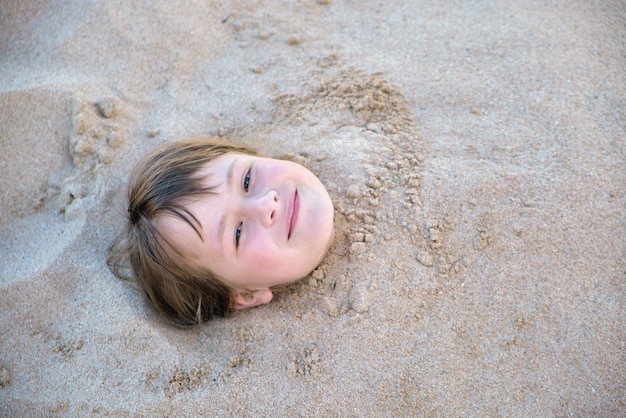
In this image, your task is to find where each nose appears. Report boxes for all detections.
[248,190,279,226]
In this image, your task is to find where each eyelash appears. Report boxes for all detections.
[235,224,242,248]
[243,168,251,192]
[236,168,252,248]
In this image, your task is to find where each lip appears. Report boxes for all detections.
[287,189,299,239]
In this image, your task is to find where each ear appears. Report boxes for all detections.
[232,289,273,310]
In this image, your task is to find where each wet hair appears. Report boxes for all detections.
[107,137,257,325]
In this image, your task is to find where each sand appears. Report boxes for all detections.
[1,0,624,416]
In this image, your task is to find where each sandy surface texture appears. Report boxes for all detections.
[1,1,624,416]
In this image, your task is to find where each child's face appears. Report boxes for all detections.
[157,152,334,308]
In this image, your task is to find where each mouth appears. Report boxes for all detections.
[287,189,299,239]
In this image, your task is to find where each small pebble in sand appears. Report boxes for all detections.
[320,297,341,317]
[348,284,372,313]
[345,184,361,199]
[416,250,434,267]
[0,365,11,387]
[311,267,325,281]
[365,123,382,133]
[349,232,365,242]
[287,35,302,46]
[428,226,441,242]
[96,98,116,118]
[385,161,398,170]
[366,177,382,189]
[229,356,242,368]
[250,65,264,74]
[349,241,366,254]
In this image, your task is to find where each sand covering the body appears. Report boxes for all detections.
[1,1,624,415]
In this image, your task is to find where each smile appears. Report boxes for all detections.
[287,189,299,239]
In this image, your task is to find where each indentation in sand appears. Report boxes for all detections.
[0,88,126,286]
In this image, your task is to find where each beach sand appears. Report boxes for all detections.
[1,1,624,415]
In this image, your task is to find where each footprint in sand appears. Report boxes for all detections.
[0,90,126,287]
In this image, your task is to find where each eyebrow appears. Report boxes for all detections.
[217,156,239,254]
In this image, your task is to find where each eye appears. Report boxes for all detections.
[235,223,242,248]
[243,168,251,192]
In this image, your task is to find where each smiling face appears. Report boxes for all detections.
[156,153,334,309]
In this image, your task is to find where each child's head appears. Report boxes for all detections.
[108,138,334,325]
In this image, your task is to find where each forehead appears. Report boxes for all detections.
[193,153,282,183]
[200,153,296,174]
[193,152,238,182]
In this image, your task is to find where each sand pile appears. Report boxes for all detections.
[1,1,624,415]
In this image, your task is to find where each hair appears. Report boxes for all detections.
[107,137,257,325]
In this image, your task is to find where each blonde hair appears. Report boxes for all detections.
[107,138,257,325]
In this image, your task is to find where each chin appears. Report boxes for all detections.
[315,224,335,267]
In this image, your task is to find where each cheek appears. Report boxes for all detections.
[244,242,306,279]
[244,241,281,268]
